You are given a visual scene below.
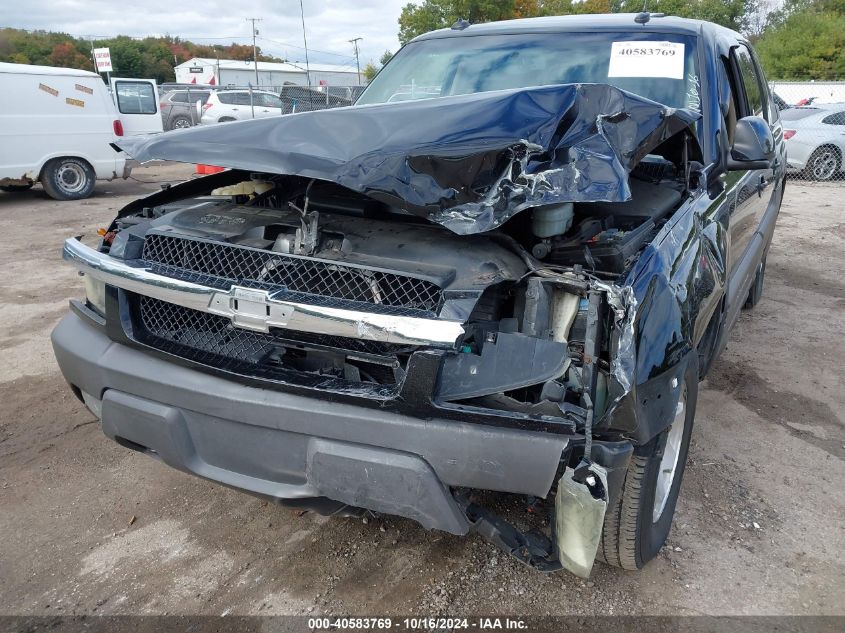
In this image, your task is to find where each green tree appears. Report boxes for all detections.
[363,61,379,82]
[379,50,394,66]
[398,1,516,44]
[618,0,755,32]
[755,0,845,79]
[398,0,759,43]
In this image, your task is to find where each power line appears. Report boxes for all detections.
[255,36,355,60]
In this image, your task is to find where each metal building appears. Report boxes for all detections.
[173,58,363,88]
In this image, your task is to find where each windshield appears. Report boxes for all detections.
[358,31,700,111]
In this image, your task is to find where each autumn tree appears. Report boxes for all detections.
[0,28,284,83]
[47,42,90,70]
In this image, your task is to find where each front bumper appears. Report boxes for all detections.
[52,312,571,535]
[63,237,464,349]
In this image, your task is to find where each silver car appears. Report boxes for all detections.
[160,89,211,131]
[781,103,845,180]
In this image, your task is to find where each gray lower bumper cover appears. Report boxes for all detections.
[52,313,569,535]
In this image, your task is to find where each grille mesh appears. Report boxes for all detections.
[142,233,443,314]
[138,296,416,365]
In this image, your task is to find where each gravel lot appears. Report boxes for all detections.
[1,163,843,617]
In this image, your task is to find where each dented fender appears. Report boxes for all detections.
[600,183,726,443]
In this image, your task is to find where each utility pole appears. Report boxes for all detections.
[349,37,362,85]
[298,0,313,107]
[89,38,97,74]
[246,17,262,88]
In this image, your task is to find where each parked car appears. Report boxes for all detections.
[781,103,845,181]
[199,89,285,124]
[53,13,784,577]
[159,89,211,130]
[0,62,159,200]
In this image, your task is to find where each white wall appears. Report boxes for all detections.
[174,61,216,85]
[310,70,362,86]
[218,68,306,87]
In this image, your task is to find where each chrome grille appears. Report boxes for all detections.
[135,296,407,392]
[142,234,443,314]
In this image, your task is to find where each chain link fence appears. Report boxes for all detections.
[770,81,845,183]
[160,84,366,131]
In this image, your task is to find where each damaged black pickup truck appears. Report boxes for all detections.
[52,14,785,576]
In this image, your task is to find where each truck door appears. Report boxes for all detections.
[110,78,164,135]
[724,45,773,272]
[719,44,776,331]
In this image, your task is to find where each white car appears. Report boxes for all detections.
[199,90,285,124]
[781,104,845,181]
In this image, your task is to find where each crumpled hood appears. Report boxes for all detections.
[118,83,699,235]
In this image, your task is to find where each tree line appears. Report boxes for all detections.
[0,28,283,84]
[397,0,845,80]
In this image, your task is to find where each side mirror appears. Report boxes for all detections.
[727,116,775,171]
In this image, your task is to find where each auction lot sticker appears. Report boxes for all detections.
[608,41,685,79]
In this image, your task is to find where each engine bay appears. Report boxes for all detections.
[98,144,689,435]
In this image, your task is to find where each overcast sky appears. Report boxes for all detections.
[6,0,409,69]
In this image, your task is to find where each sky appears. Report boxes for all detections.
[5,0,410,70]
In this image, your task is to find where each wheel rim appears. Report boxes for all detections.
[174,118,191,129]
[811,151,838,180]
[653,387,687,523]
[56,162,86,194]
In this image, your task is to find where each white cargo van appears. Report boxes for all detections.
[0,63,161,200]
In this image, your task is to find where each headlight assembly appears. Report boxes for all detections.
[82,273,107,316]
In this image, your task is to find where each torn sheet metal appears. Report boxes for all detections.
[116,83,699,235]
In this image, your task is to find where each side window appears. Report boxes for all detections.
[719,58,741,145]
[822,112,845,125]
[733,45,768,120]
[169,93,188,103]
[234,93,252,106]
[217,93,235,105]
[115,81,157,115]
[258,93,283,108]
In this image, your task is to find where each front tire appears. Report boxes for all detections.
[598,362,697,570]
[41,157,95,200]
